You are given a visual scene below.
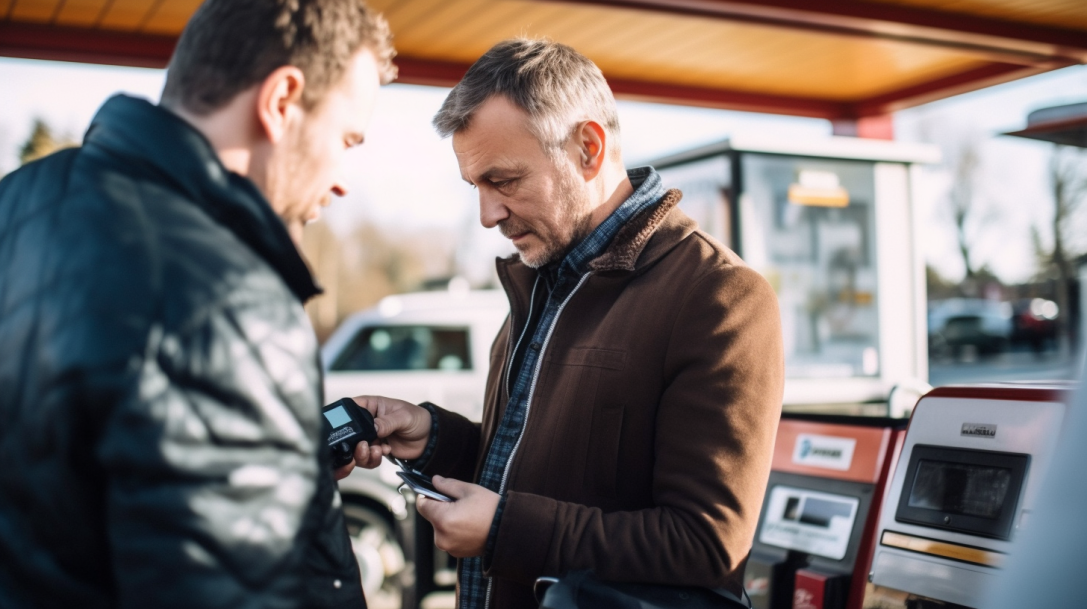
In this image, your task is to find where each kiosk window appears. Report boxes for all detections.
[741,156,881,379]
[658,154,882,380]
[896,445,1028,540]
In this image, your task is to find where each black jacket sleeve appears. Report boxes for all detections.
[96,290,361,608]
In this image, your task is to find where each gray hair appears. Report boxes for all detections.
[433,38,620,157]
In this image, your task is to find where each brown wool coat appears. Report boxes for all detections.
[423,189,785,608]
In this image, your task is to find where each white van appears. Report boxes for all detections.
[320,289,508,608]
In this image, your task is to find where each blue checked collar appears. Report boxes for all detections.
[552,166,665,281]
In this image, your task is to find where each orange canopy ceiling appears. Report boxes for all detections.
[1,0,1084,119]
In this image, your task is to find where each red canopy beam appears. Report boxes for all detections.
[544,0,1087,65]
[0,22,175,69]
[852,61,1058,117]
[0,18,1076,120]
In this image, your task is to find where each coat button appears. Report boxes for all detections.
[334,579,342,589]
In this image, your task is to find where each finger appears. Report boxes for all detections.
[352,441,378,469]
[333,460,355,481]
[372,406,417,439]
[415,495,435,521]
[431,475,469,500]
[350,395,381,416]
[353,441,369,465]
[367,443,384,466]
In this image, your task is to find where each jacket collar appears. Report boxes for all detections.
[83,94,322,303]
[587,188,690,273]
[496,185,693,306]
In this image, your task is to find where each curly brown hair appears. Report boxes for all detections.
[162,0,396,115]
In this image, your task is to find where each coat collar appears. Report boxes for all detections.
[83,94,322,303]
[495,187,694,305]
[587,188,691,273]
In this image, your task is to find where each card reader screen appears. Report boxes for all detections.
[323,406,353,429]
[907,460,1012,519]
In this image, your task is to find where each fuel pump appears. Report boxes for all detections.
[862,383,1074,609]
[747,413,908,609]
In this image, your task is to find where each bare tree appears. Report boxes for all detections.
[1038,145,1087,352]
[0,124,11,178]
[301,219,457,342]
[949,139,982,281]
[19,118,77,166]
[913,114,999,293]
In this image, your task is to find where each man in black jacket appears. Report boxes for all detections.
[0,1,396,608]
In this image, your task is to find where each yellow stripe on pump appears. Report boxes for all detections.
[881,531,1005,568]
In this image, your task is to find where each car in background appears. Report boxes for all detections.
[1010,298,1060,353]
[321,289,508,608]
[928,298,1013,358]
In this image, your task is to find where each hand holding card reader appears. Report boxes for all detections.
[322,398,378,469]
[321,397,452,502]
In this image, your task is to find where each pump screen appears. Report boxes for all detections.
[323,406,352,429]
[907,460,1012,519]
[895,445,1028,539]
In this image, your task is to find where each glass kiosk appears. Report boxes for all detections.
[653,136,939,411]
[654,136,940,609]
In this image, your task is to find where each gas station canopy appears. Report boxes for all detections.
[1005,101,1087,148]
[1,0,1085,121]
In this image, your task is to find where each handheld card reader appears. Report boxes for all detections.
[322,398,378,469]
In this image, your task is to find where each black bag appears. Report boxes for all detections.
[535,570,750,609]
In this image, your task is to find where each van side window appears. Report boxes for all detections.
[330,326,472,371]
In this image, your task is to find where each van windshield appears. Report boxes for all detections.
[330,325,472,372]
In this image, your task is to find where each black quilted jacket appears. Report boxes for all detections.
[0,95,365,609]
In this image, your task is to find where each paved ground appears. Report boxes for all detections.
[928,348,1081,386]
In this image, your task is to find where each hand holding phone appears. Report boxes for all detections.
[396,470,453,502]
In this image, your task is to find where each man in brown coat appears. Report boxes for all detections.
[350,39,784,609]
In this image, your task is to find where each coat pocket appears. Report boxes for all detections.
[559,347,627,370]
[586,406,624,499]
[538,347,627,499]
[560,348,627,499]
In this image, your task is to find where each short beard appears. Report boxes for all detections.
[518,168,594,269]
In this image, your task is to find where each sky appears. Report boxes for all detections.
[895,67,1087,284]
[2,57,1086,285]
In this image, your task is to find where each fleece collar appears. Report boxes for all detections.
[587,188,689,273]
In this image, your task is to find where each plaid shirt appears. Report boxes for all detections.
[456,167,666,609]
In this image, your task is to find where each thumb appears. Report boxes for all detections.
[416,495,440,522]
[373,408,412,439]
[431,475,470,500]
